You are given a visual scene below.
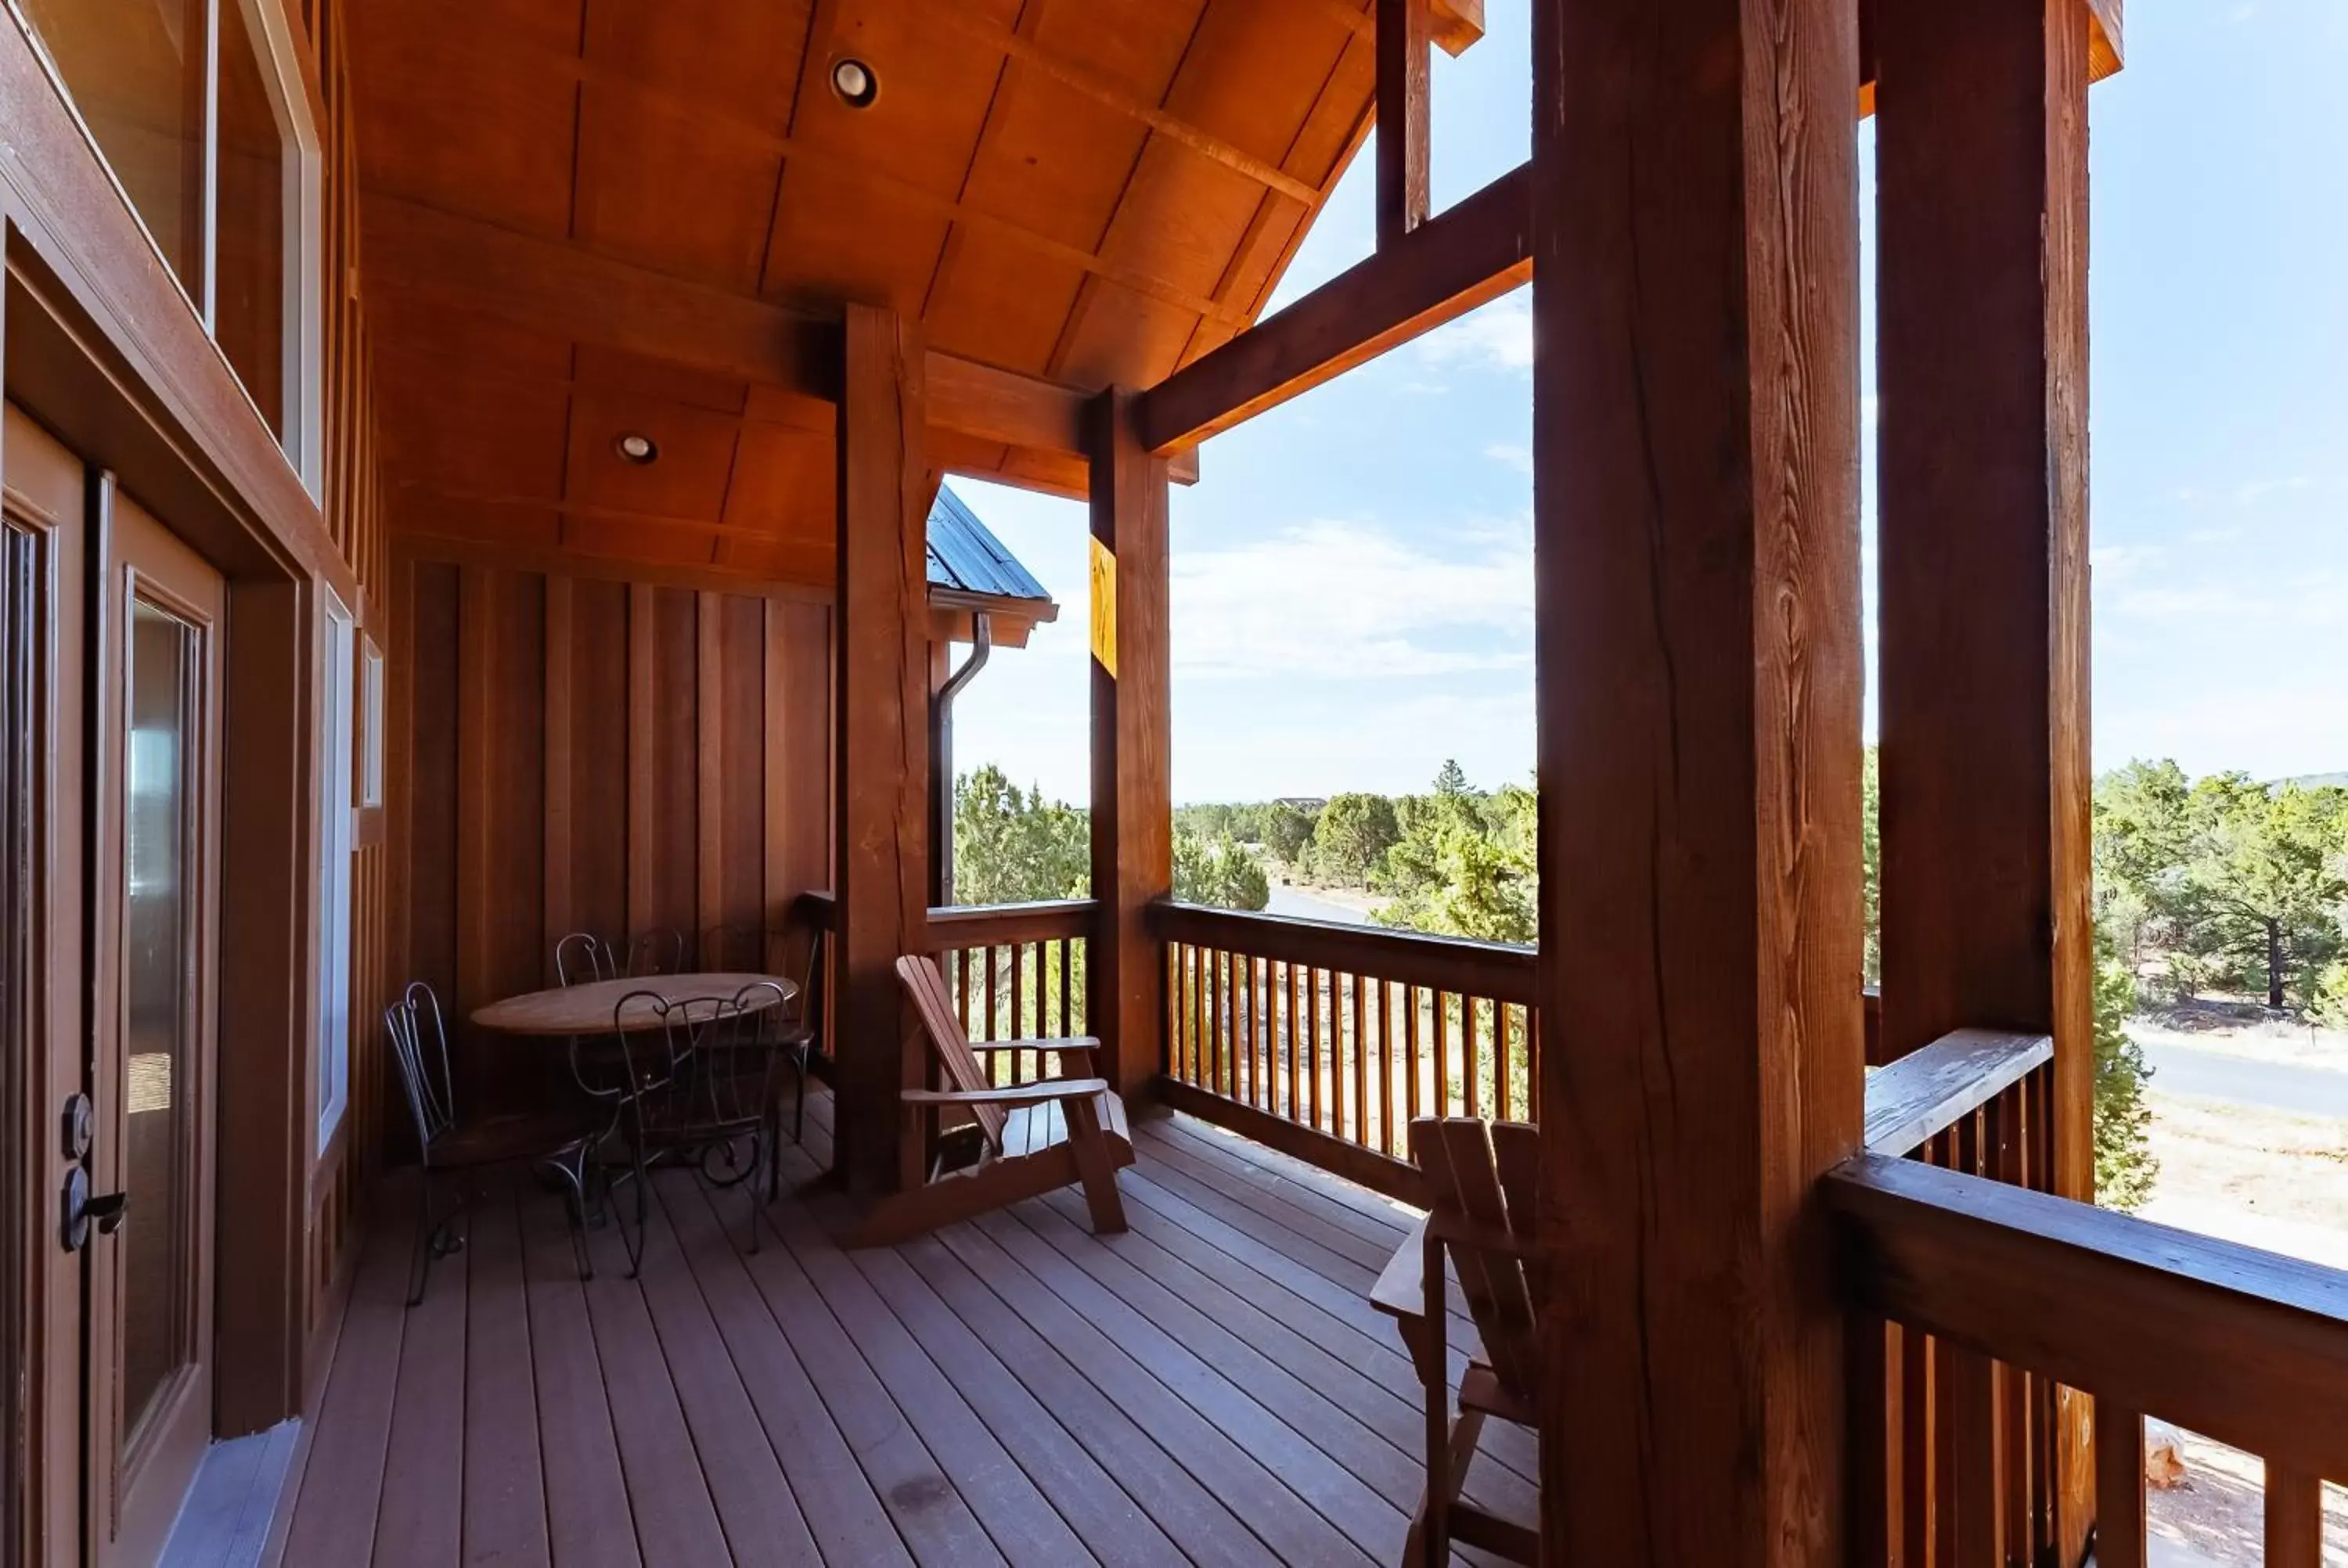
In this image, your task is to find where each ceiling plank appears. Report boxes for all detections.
[920,0,1320,207]
[1134,159,1529,454]
[358,13,1251,336]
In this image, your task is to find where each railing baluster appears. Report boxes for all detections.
[1377,980,1395,1155]
[1462,994,1482,1120]
[1434,991,1453,1117]
[2093,1402,2145,1568]
[2267,1464,2323,1568]
[1010,939,1028,1082]
[1351,972,1367,1146]
[1405,984,1422,1125]
[1494,998,1511,1122]
[1305,964,1321,1132]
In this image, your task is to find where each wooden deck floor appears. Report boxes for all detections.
[269,1091,1535,1566]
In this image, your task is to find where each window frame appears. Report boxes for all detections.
[12,0,324,494]
[315,591,356,1152]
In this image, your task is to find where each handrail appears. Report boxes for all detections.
[925,897,1095,948]
[920,899,1096,1087]
[1829,1151,2348,1485]
[1150,901,1536,1005]
[1861,1028,2051,1156]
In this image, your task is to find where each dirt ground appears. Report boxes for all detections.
[2132,1036,2348,1564]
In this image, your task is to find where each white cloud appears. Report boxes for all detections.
[1483,442,1532,474]
[1172,516,1532,681]
[2235,475,2310,505]
[1416,293,1532,374]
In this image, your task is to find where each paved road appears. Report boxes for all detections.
[2136,1035,2348,1119]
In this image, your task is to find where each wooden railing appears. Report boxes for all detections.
[924,899,1094,1087]
[1851,1028,2065,1568]
[1839,1031,2348,1568]
[1149,902,1537,1204]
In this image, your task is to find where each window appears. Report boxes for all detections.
[17,0,323,491]
[360,637,385,809]
[316,597,355,1149]
[16,0,207,290]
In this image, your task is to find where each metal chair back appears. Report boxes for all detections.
[555,930,614,986]
[384,981,457,1165]
[625,926,686,977]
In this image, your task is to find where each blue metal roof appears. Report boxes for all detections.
[927,484,1053,605]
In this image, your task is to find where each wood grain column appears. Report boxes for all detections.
[1087,388,1171,1102]
[834,304,931,1196]
[1875,0,2094,1554]
[1529,0,1864,1560]
[215,578,314,1433]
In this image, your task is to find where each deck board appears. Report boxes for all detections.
[279,1099,1531,1565]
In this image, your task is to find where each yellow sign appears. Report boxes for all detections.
[1089,537,1117,678]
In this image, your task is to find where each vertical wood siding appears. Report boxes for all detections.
[391,555,833,1120]
[306,0,395,1346]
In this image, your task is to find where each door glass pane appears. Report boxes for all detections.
[216,0,288,437]
[121,601,194,1442]
[16,0,207,294]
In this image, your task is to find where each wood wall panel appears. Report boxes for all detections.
[392,548,832,1118]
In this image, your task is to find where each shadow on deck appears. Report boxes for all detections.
[269,1091,1535,1566]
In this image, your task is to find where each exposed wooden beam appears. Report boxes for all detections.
[1295,0,1487,58]
[1134,160,1530,454]
[365,194,837,390]
[1529,0,1863,1563]
[1374,0,1431,247]
[1874,2,2094,1552]
[365,197,1201,494]
[1086,390,1172,1102]
[833,305,932,1199]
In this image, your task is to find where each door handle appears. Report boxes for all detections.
[88,1191,130,1235]
[59,1167,129,1252]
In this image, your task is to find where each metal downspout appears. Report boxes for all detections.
[934,612,992,904]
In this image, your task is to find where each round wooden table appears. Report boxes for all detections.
[470,973,798,1036]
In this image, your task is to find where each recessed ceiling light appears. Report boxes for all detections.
[614,433,659,465]
[830,56,878,109]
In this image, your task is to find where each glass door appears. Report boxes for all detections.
[86,492,221,1568]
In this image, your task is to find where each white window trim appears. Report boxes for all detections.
[317,592,356,1151]
[360,635,386,809]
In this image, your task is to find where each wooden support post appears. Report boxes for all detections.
[1876,0,2093,1555]
[1376,0,1431,249]
[1529,0,1863,1560]
[1087,389,1171,1103]
[833,304,931,1196]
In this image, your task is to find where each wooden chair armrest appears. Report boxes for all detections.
[1428,1210,1542,1258]
[962,1036,1100,1059]
[1372,1215,1429,1321]
[901,1078,1111,1109]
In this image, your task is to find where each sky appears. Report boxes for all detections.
[953,0,2348,807]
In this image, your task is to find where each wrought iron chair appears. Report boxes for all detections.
[623,926,686,978]
[384,981,596,1304]
[769,921,828,1181]
[555,930,615,986]
[603,983,790,1274]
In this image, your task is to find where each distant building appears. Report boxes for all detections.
[1273,797,1329,815]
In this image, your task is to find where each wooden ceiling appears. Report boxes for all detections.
[348,0,1475,583]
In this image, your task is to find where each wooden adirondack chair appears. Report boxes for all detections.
[848,954,1134,1248]
[1373,1116,1542,1566]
